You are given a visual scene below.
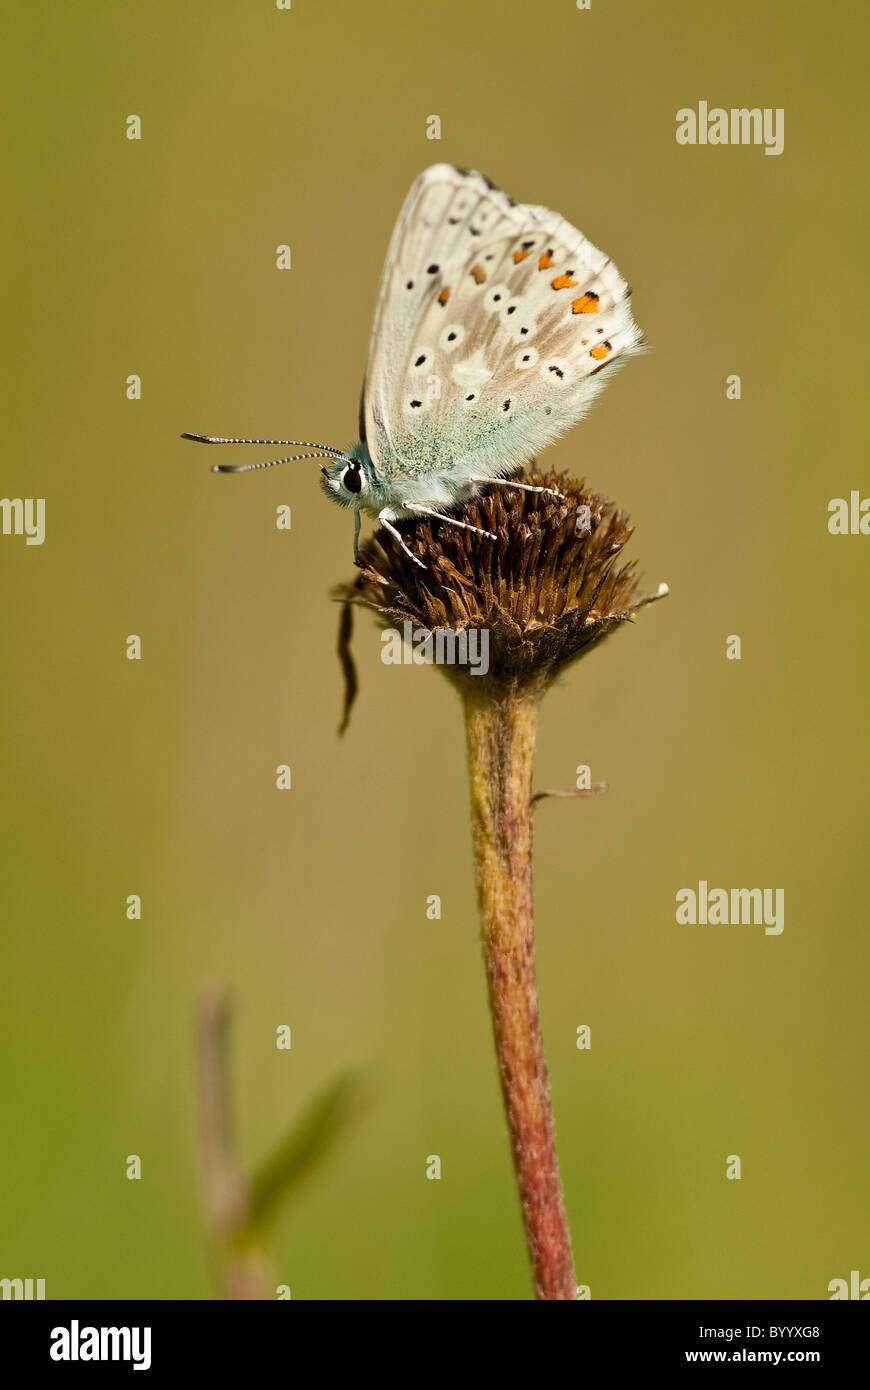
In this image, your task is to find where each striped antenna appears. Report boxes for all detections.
[210,452,349,475]
[181,432,349,474]
[182,432,346,453]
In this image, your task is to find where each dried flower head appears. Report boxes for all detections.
[334,469,666,716]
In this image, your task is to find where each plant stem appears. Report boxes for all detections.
[463,684,576,1301]
[196,990,272,1300]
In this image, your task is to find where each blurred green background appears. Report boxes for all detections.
[2,0,868,1300]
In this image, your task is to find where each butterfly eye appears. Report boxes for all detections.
[342,463,363,494]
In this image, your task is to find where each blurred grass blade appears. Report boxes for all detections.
[249,1071,366,1231]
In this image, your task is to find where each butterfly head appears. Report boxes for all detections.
[320,442,380,511]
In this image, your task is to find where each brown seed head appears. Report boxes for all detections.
[333,470,666,717]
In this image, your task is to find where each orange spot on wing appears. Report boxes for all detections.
[572,292,600,314]
[538,252,555,270]
[590,342,612,361]
[552,273,578,290]
[471,264,486,284]
[438,287,450,304]
[513,249,531,263]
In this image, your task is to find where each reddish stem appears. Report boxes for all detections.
[464,685,576,1300]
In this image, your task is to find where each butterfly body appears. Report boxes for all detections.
[186,164,642,565]
[320,441,489,519]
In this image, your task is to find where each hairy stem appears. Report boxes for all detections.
[463,684,576,1301]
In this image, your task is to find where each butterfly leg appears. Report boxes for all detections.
[378,508,427,570]
[401,501,497,542]
[470,474,567,500]
[352,509,361,563]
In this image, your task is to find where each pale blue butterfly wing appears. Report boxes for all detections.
[360,165,642,496]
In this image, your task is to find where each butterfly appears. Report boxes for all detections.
[184,164,642,568]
